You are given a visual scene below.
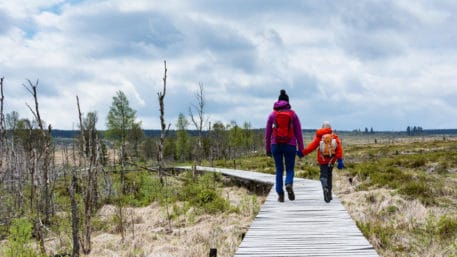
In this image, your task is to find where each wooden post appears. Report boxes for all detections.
[209,248,217,257]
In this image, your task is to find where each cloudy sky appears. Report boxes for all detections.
[1,0,456,131]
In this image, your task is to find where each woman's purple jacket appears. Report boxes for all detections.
[265,100,305,154]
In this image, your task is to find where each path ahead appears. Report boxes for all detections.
[181,166,379,257]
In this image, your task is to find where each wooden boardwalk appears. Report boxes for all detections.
[179,166,379,257]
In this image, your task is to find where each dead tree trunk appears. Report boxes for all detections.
[42,124,52,225]
[69,131,81,257]
[0,77,5,173]
[69,167,80,257]
[157,60,169,182]
[24,79,53,255]
[92,132,100,209]
[189,83,207,165]
[76,96,93,254]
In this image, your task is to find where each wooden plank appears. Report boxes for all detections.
[178,166,379,257]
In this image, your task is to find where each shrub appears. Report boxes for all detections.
[351,163,376,181]
[435,162,449,174]
[399,179,435,206]
[437,215,457,240]
[180,172,230,213]
[5,218,40,257]
[406,156,427,168]
[356,221,394,249]
[386,205,398,214]
[377,167,412,187]
[123,171,165,206]
[356,161,414,190]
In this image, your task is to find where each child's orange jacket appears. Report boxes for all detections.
[302,127,343,165]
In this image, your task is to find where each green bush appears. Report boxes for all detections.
[180,172,230,213]
[356,221,394,249]
[399,179,435,206]
[123,171,164,206]
[437,215,457,240]
[351,163,375,181]
[386,205,398,214]
[374,166,412,188]
[352,161,414,190]
[409,157,427,168]
[5,218,40,257]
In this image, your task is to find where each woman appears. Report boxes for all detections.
[265,89,304,202]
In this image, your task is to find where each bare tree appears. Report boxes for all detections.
[76,96,101,254]
[189,82,208,165]
[6,114,30,215]
[76,96,90,254]
[156,61,174,234]
[0,77,5,173]
[69,164,80,257]
[56,126,81,257]
[157,60,171,181]
[82,111,100,208]
[23,79,53,255]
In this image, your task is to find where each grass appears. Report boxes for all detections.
[437,215,457,240]
[209,137,457,256]
[2,135,456,256]
[356,221,395,249]
[0,165,264,257]
[335,138,457,256]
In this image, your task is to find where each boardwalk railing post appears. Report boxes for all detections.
[209,248,217,257]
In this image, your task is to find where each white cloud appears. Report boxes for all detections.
[1,0,457,131]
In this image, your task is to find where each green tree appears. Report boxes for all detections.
[142,137,156,161]
[211,121,229,160]
[175,113,190,161]
[241,121,254,152]
[5,111,19,130]
[228,121,243,159]
[106,91,137,144]
[128,121,144,160]
[106,90,138,193]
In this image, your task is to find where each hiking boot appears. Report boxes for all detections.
[323,187,331,203]
[278,192,285,202]
[285,184,295,201]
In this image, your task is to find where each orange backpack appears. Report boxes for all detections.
[320,133,337,157]
[273,110,294,144]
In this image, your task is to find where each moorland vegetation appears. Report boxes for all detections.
[214,136,457,257]
[1,76,456,257]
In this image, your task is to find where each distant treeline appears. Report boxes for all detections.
[417,129,457,134]
[51,129,213,138]
[50,128,457,139]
